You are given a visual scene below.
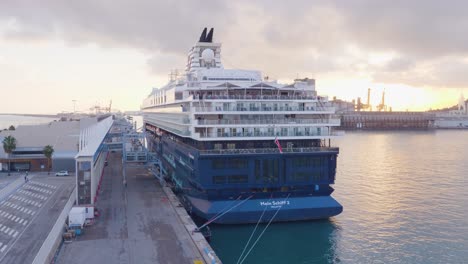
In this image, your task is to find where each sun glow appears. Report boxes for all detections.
[317,77,463,111]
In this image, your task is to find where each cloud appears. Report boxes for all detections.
[146,52,185,76]
[0,0,235,53]
[382,57,414,72]
[332,0,468,57]
[1,0,468,89]
[373,56,468,88]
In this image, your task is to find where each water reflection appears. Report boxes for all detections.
[209,131,468,263]
[210,219,341,264]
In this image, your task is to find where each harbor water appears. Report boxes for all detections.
[4,115,466,263]
[210,130,468,264]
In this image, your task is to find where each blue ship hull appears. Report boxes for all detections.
[144,123,343,224]
[187,195,343,224]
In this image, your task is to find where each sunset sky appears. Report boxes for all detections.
[1,0,467,114]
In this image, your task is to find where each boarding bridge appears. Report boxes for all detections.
[75,117,164,205]
[121,128,163,184]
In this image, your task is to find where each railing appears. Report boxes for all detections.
[199,147,339,155]
[197,131,339,138]
[143,114,190,124]
[191,94,321,101]
[193,106,335,112]
[195,118,340,125]
[144,115,191,136]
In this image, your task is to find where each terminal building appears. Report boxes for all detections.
[0,118,99,172]
[75,116,125,205]
[340,111,436,130]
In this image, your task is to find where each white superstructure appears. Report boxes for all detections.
[435,94,468,128]
[141,28,340,141]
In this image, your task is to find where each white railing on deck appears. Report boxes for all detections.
[197,131,339,138]
[193,106,335,112]
[195,118,340,126]
[191,94,321,101]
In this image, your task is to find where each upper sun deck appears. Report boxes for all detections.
[141,28,340,141]
[141,76,320,110]
[142,27,320,109]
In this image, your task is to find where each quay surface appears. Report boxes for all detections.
[56,152,206,264]
[0,172,75,264]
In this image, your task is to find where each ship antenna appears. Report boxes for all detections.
[199,27,207,42]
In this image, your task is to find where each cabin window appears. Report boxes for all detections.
[312,171,323,182]
[227,158,247,169]
[213,176,226,184]
[228,175,248,184]
[281,128,288,136]
[254,128,260,136]
[261,159,279,183]
[212,159,225,169]
[292,157,324,167]
[268,128,274,135]
[255,160,261,181]
[214,143,223,150]
[227,143,236,149]
[292,172,310,182]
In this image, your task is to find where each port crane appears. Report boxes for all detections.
[376,89,388,112]
[356,88,372,111]
[89,100,113,114]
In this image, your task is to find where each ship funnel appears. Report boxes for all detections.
[206,28,214,42]
[199,28,208,42]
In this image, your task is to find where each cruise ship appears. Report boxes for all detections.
[141,28,343,224]
[434,94,468,129]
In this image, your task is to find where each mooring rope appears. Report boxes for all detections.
[200,195,242,228]
[196,195,254,231]
[238,193,291,264]
[236,194,272,264]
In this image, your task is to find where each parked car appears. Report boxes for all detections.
[55,170,69,176]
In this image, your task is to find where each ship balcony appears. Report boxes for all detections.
[192,106,335,113]
[194,130,341,140]
[194,118,341,126]
[189,94,321,101]
[144,117,191,137]
[199,146,339,155]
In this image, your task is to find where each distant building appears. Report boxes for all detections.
[340,111,436,130]
[0,118,98,172]
[331,97,355,113]
[434,94,468,128]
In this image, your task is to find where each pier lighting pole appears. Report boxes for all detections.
[72,100,77,114]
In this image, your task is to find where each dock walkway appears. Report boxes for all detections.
[56,152,204,264]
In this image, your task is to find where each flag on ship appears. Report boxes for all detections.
[274,136,283,153]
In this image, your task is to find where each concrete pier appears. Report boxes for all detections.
[56,152,211,263]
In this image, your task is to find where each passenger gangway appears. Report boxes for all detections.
[121,126,164,184]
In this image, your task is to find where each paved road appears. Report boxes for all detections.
[0,173,75,264]
[56,152,203,264]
